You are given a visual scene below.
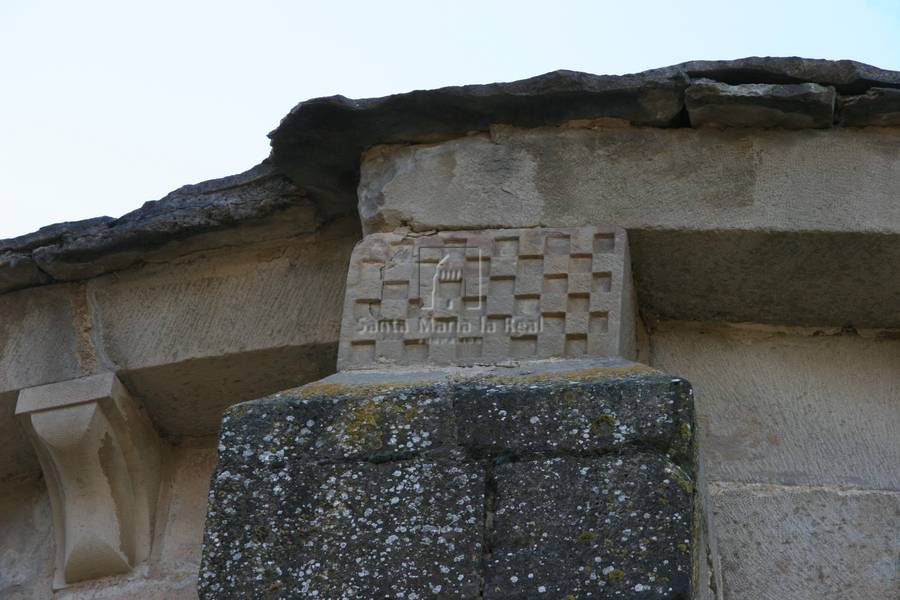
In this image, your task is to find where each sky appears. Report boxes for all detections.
[1,0,899,239]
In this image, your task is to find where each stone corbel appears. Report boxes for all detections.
[16,373,161,589]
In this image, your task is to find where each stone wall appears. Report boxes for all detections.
[651,322,900,599]
[1,57,898,599]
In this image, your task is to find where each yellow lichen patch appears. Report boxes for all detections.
[607,568,626,582]
[342,399,384,447]
[590,413,618,433]
[479,363,659,386]
[297,379,439,398]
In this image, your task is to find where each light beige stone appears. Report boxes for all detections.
[0,439,218,599]
[359,126,900,329]
[360,126,900,235]
[338,226,637,369]
[88,220,356,435]
[710,482,900,599]
[650,323,900,490]
[0,220,358,482]
[16,373,161,589]
[0,477,54,599]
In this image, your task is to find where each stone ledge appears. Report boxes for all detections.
[0,161,319,295]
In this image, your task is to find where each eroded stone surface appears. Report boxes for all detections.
[16,373,161,589]
[200,362,696,599]
[202,459,484,599]
[840,87,900,126]
[338,227,636,369]
[270,57,900,219]
[686,80,835,128]
[487,454,693,599]
[0,161,317,293]
[455,375,693,463]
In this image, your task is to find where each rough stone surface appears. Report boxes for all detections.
[0,220,356,475]
[710,482,900,600]
[686,80,835,128]
[455,375,692,463]
[650,322,900,599]
[840,87,900,126]
[0,160,317,293]
[270,68,688,220]
[339,227,636,369]
[679,56,900,94]
[200,362,696,599]
[487,454,693,599]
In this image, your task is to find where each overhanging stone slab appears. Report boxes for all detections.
[685,80,836,128]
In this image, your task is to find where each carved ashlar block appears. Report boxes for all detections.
[338,226,637,369]
[15,373,160,589]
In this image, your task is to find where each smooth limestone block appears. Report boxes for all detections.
[200,359,698,599]
[711,482,900,600]
[338,227,636,369]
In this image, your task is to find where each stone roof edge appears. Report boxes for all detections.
[3,56,899,295]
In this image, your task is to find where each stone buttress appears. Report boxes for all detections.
[200,226,703,599]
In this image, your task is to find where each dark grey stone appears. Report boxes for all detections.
[686,80,835,128]
[486,454,693,599]
[200,459,484,599]
[0,253,49,294]
[679,57,900,94]
[455,374,693,464]
[269,57,900,220]
[200,365,697,598]
[840,87,900,126]
[213,382,456,464]
[0,160,317,287]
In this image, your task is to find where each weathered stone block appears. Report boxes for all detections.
[338,227,637,369]
[200,360,698,598]
[217,381,456,463]
[685,79,835,128]
[201,459,484,599]
[487,454,693,599]
[455,373,693,463]
[840,87,900,126]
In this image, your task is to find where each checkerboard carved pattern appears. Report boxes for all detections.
[338,226,636,369]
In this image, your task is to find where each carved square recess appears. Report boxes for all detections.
[338,226,634,369]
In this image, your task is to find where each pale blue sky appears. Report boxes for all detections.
[2,0,899,238]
